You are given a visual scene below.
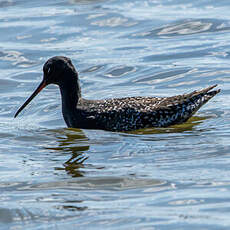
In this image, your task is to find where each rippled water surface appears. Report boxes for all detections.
[1,0,230,229]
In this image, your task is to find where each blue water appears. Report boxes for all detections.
[0,0,230,229]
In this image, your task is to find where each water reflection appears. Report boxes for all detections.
[41,115,207,179]
[61,154,89,178]
[55,205,87,212]
[128,116,208,135]
[45,128,89,177]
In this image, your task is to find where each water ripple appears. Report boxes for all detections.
[133,19,230,38]
[0,50,35,67]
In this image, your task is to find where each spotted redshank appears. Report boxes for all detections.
[14,56,220,131]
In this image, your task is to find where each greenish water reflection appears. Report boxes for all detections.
[45,129,89,177]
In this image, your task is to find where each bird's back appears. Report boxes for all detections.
[76,85,220,131]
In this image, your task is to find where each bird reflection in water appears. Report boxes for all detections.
[127,115,209,134]
[45,128,89,177]
[45,115,208,176]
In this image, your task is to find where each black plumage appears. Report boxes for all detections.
[15,56,220,131]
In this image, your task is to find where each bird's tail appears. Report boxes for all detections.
[161,84,221,127]
[188,84,220,112]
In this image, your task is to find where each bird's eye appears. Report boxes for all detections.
[47,67,51,74]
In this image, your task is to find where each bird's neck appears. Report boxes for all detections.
[59,72,81,122]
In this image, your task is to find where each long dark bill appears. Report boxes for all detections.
[14,81,47,118]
